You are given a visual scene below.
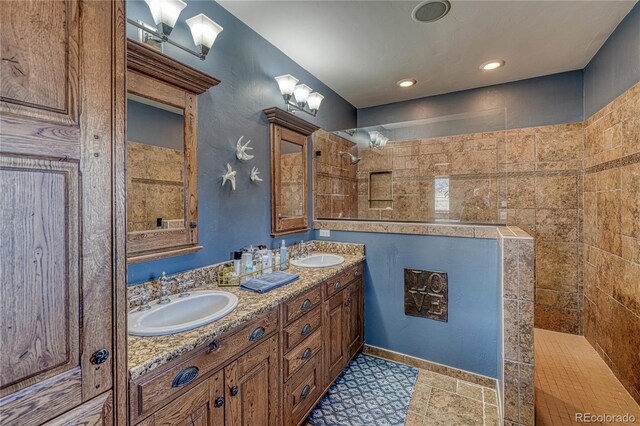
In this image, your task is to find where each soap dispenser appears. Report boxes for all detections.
[280,240,288,270]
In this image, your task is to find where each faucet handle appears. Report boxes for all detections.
[177,279,194,298]
[131,285,152,311]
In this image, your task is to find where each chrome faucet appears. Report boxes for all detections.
[300,240,308,258]
[130,285,151,311]
[158,272,175,304]
[306,241,316,254]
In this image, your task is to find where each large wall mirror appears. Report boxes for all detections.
[126,40,219,263]
[264,107,319,236]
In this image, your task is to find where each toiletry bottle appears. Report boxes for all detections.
[241,251,253,282]
[233,251,243,276]
[259,245,273,274]
[280,240,288,270]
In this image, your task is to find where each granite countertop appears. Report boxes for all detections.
[128,253,365,380]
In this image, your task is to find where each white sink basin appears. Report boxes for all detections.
[290,253,345,268]
[128,290,238,336]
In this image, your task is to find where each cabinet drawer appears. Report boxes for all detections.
[283,328,322,381]
[283,286,322,326]
[325,263,363,297]
[131,308,278,422]
[283,353,322,426]
[283,306,321,353]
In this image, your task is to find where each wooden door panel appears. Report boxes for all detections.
[0,0,79,125]
[348,279,364,358]
[225,336,278,426]
[0,156,80,397]
[44,391,113,426]
[325,292,347,384]
[154,379,212,426]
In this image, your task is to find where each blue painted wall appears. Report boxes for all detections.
[584,2,640,118]
[357,71,584,131]
[127,1,356,284]
[315,230,500,378]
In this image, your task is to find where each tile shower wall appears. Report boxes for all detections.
[127,141,185,231]
[313,130,358,219]
[347,124,584,334]
[583,82,640,404]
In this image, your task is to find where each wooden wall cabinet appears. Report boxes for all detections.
[0,0,127,424]
[126,40,220,264]
[263,107,319,237]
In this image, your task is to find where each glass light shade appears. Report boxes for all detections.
[274,75,299,97]
[186,14,223,56]
[368,131,381,144]
[307,92,324,111]
[293,84,312,105]
[145,0,187,36]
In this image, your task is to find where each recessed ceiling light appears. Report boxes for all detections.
[480,59,506,71]
[412,0,451,23]
[397,79,417,88]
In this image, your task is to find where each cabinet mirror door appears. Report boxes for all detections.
[126,70,200,263]
[265,107,319,237]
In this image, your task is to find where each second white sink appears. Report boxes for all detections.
[290,253,345,268]
[128,290,238,336]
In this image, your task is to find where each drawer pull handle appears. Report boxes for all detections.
[208,340,219,352]
[215,397,225,408]
[301,323,312,336]
[354,270,361,278]
[301,348,312,360]
[172,366,199,388]
[300,299,312,310]
[333,281,342,290]
[300,385,311,400]
[90,349,110,365]
[230,386,239,396]
[249,326,266,341]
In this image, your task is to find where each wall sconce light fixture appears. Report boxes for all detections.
[275,74,324,116]
[127,0,223,60]
[368,131,389,149]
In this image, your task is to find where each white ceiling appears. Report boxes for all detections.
[218,0,636,108]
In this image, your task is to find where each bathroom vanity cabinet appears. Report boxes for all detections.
[129,261,364,426]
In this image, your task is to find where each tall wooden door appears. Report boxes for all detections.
[324,291,348,385]
[224,335,279,426]
[347,279,364,359]
[0,1,119,424]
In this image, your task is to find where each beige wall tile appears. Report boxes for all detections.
[535,175,579,209]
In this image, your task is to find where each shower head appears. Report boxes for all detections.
[339,151,361,165]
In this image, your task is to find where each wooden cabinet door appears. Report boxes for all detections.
[44,392,113,426]
[0,1,117,424]
[347,279,365,359]
[153,375,222,426]
[324,290,348,385]
[224,335,279,426]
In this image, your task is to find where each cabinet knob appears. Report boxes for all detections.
[300,385,311,400]
[90,349,110,365]
[354,270,361,278]
[301,323,312,336]
[300,299,312,310]
[333,281,342,290]
[301,348,312,360]
[215,397,225,408]
[249,326,266,341]
[208,340,219,352]
[230,386,239,396]
[345,298,352,307]
[190,221,198,229]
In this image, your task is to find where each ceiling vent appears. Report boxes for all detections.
[412,0,451,23]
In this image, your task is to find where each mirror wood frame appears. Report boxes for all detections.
[126,40,219,263]
[264,107,319,237]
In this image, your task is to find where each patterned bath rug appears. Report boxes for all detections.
[307,353,418,426]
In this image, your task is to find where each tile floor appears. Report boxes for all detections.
[404,369,499,426]
[535,328,640,425]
